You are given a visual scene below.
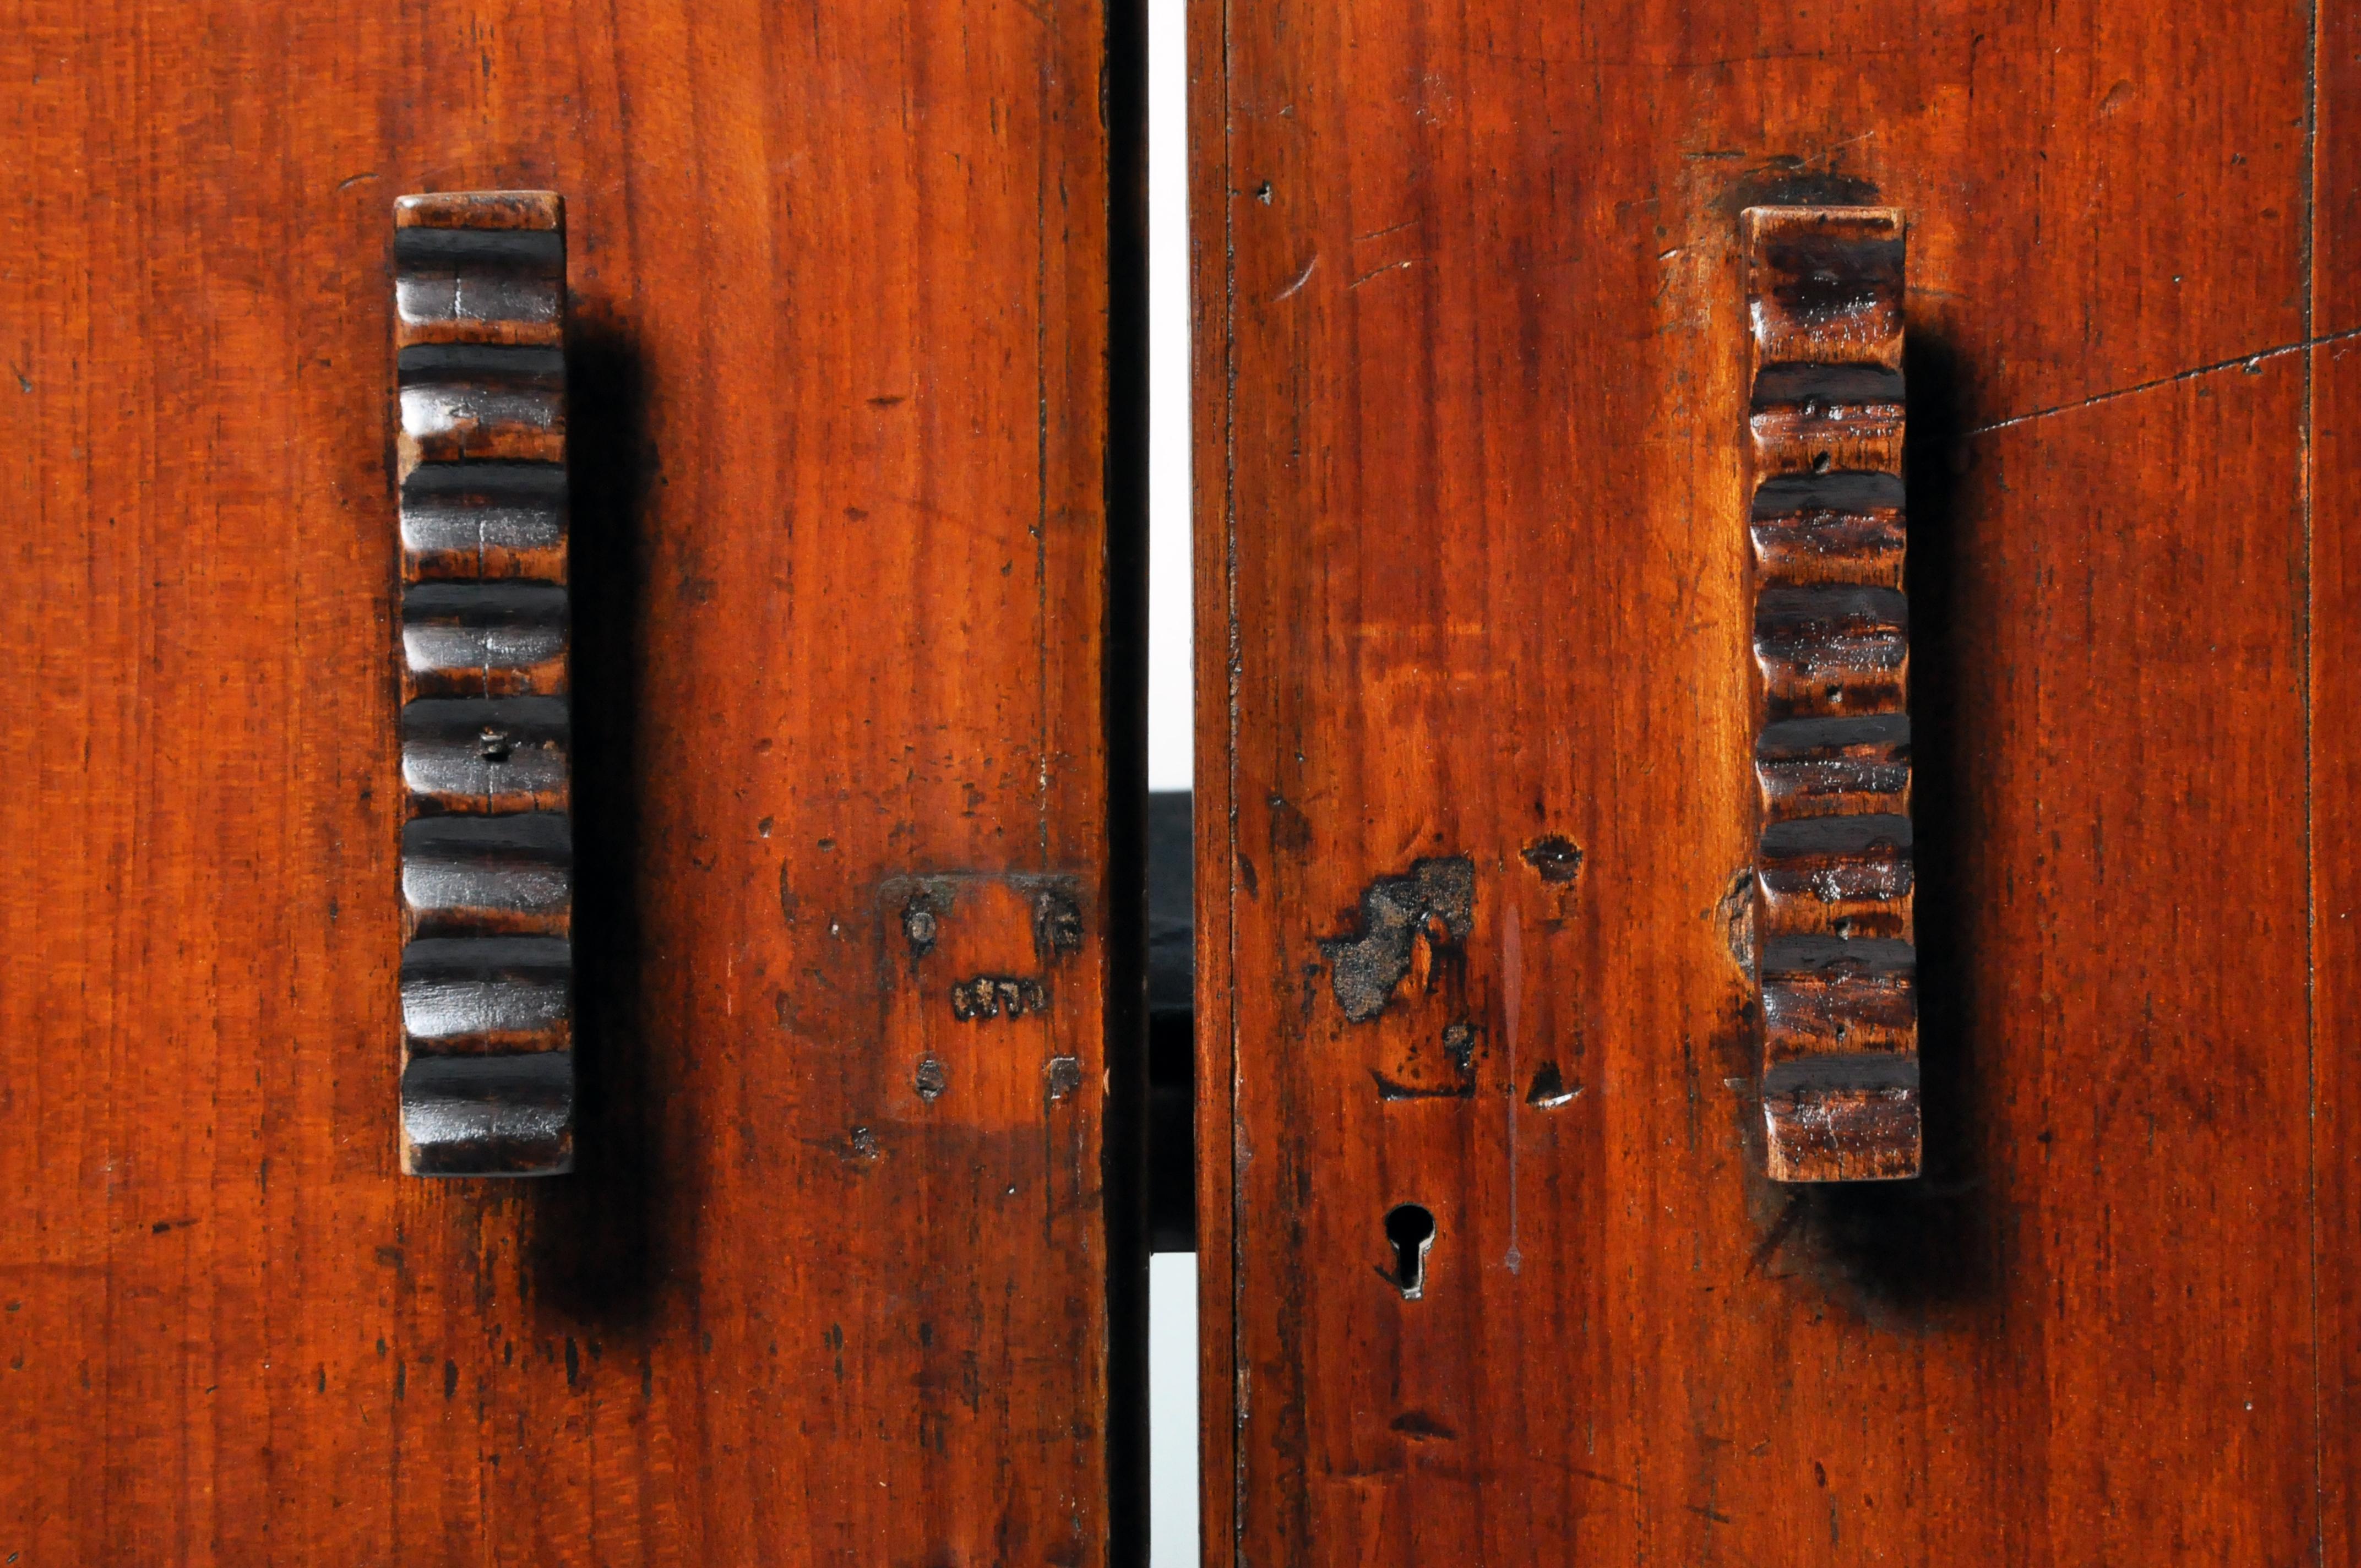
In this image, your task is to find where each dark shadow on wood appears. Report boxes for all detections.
[1720,161,1883,219]
[1146,795,1196,1253]
[1103,1,1152,1555]
[524,311,663,1328]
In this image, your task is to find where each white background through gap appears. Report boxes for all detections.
[1145,0,1198,1559]
[1145,0,1193,802]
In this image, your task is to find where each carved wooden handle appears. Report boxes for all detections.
[1743,206,1920,1183]
[394,191,574,1177]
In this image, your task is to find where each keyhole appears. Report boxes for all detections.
[1384,1204,1437,1300]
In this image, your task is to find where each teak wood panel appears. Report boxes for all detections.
[1194,1,2341,1562]
[0,3,1123,1564]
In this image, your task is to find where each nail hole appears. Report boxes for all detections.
[1525,1061,1580,1108]
[1811,450,1832,473]
[1384,1203,1437,1299]
[902,894,939,957]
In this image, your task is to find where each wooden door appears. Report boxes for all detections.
[1193,1,2359,1562]
[0,3,1139,1562]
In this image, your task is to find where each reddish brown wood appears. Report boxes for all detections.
[1744,206,1919,1182]
[396,190,575,1178]
[1196,0,2331,1561]
[0,3,1118,1560]
[2313,1,2361,1555]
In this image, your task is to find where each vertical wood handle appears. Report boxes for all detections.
[394,191,575,1177]
[1743,205,1921,1183]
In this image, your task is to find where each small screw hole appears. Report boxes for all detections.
[1384,1204,1437,1300]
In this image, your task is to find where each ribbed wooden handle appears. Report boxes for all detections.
[394,191,575,1177]
[1743,205,1921,1183]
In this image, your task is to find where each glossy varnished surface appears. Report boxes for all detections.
[0,2,1116,1560]
[1196,0,2335,1560]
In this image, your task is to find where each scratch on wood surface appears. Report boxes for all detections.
[1969,323,2361,436]
[1746,1192,1806,1277]
[1349,257,1420,289]
[1816,127,1881,160]
[1544,1458,1737,1524]
[1503,902,1522,1275]
[1272,253,1318,301]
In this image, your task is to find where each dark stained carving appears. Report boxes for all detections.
[395,190,573,1175]
[400,938,573,1054]
[1744,206,1920,1182]
[400,1053,575,1176]
[1754,713,1910,819]
[400,815,573,938]
[399,461,569,581]
[399,584,569,700]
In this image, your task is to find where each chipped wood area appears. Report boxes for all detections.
[394,190,574,1177]
[1744,205,1920,1184]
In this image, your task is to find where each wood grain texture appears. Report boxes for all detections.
[396,190,575,1178]
[1744,206,1919,1182]
[1195,0,2327,1561]
[2312,0,2361,1554]
[0,2,1119,1560]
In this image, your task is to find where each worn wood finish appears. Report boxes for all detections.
[1196,0,2329,1560]
[1744,206,1919,1183]
[0,2,1119,1560]
[396,191,576,1178]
